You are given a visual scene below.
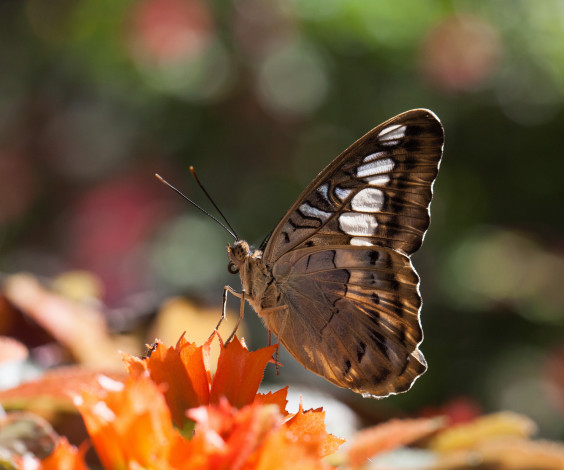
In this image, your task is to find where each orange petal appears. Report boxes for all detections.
[347,417,444,467]
[246,417,333,470]
[183,399,284,469]
[168,431,210,470]
[40,437,89,470]
[186,397,237,442]
[122,351,147,379]
[254,386,289,416]
[75,374,181,469]
[226,403,283,469]
[285,402,345,458]
[126,335,212,427]
[210,336,277,408]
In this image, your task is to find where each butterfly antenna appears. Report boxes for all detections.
[189,166,239,241]
[155,173,238,240]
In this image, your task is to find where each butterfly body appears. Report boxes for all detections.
[227,241,277,313]
[227,109,444,398]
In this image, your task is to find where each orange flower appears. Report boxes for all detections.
[72,333,343,469]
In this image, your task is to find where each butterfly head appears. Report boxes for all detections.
[227,240,250,274]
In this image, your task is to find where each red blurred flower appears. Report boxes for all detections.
[419,396,483,426]
[128,0,214,65]
[67,173,166,303]
[420,14,501,92]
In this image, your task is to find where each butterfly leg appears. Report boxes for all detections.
[212,285,244,336]
[225,288,246,345]
[213,286,233,333]
[267,330,281,375]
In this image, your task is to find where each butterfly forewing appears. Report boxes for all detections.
[263,109,443,262]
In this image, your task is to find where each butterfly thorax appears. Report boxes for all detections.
[227,240,280,315]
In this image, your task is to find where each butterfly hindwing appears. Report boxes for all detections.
[265,245,426,397]
[262,109,444,263]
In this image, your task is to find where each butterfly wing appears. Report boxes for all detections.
[265,245,426,397]
[260,109,443,397]
[262,109,444,262]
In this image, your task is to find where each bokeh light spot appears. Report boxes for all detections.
[442,228,564,324]
[257,40,329,119]
[128,0,214,65]
[420,14,501,92]
[150,214,228,290]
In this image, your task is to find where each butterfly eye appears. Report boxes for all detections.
[228,262,239,274]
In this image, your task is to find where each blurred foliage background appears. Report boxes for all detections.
[1,0,564,440]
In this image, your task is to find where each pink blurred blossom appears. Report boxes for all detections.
[64,172,171,303]
[419,396,483,426]
[127,0,215,65]
[420,14,502,92]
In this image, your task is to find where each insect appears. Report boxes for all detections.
[157,109,444,398]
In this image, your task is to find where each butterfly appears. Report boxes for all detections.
[157,109,443,398]
[222,109,444,398]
